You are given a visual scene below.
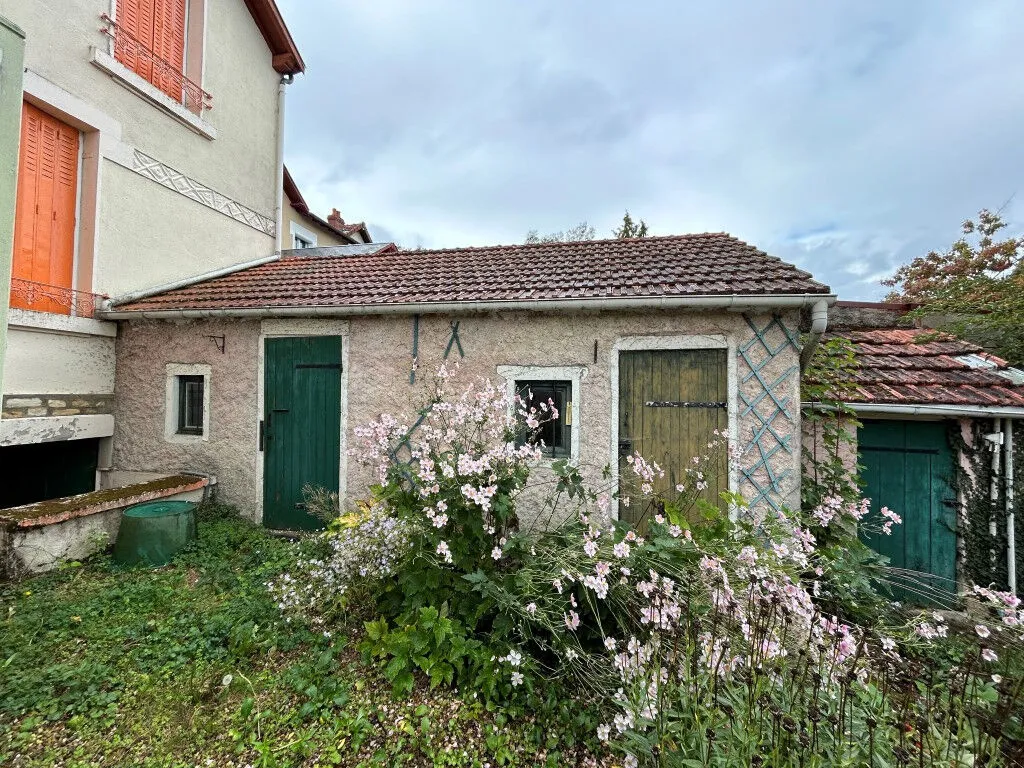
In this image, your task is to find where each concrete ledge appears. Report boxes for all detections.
[7,308,117,337]
[1,474,210,578]
[90,48,217,140]
[0,414,114,446]
[1,474,209,530]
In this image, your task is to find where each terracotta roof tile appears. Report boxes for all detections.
[825,328,1024,408]
[112,233,830,313]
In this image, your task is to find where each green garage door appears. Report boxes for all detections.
[859,420,957,601]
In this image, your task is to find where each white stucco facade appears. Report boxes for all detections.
[0,0,290,456]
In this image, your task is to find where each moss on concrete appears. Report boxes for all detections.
[0,474,205,527]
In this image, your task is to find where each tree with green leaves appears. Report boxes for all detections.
[884,208,1024,364]
[613,210,649,239]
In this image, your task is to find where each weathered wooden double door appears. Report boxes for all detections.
[618,349,728,525]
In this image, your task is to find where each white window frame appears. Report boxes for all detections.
[497,365,586,464]
[289,220,318,249]
[164,363,211,444]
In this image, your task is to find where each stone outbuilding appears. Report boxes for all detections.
[101,234,834,529]
[805,302,1024,599]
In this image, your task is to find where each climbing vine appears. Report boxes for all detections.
[800,336,863,509]
[949,419,1024,590]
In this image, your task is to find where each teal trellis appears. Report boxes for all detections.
[738,314,800,511]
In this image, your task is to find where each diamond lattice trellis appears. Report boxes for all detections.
[738,314,800,511]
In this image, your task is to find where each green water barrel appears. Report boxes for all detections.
[112,500,197,567]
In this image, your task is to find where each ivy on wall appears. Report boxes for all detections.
[949,419,1024,591]
[800,336,863,509]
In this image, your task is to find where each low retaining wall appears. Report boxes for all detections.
[0,473,210,579]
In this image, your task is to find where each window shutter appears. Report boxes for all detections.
[11,103,79,315]
[153,0,186,101]
[13,106,43,294]
[50,124,80,294]
[116,0,185,103]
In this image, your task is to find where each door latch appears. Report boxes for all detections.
[618,439,633,457]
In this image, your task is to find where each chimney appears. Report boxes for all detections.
[327,208,345,229]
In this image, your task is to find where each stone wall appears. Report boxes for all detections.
[2,393,112,419]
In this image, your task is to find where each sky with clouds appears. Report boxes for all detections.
[277,0,1023,300]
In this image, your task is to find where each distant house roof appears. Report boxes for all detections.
[835,328,1024,408]
[283,167,360,244]
[107,233,831,315]
[246,0,305,74]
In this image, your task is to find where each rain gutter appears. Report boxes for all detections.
[804,402,1024,420]
[99,293,837,321]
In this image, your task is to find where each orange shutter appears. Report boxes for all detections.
[153,0,186,102]
[115,0,185,104]
[11,102,80,315]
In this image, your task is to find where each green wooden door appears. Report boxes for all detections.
[618,349,728,526]
[263,336,342,530]
[859,420,957,600]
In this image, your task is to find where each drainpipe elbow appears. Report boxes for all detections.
[799,299,829,371]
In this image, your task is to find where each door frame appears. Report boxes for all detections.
[609,334,739,520]
[256,319,349,525]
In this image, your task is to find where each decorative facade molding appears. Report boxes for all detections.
[130,150,276,236]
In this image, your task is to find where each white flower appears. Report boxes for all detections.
[436,541,453,564]
[564,610,580,630]
[510,671,524,687]
[525,602,537,616]
[624,756,638,768]
[604,637,617,651]
[982,648,998,662]
[596,724,611,742]
[491,546,503,561]
[221,674,233,688]
[992,674,1003,684]
[506,650,522,667]
[976,624,991,639]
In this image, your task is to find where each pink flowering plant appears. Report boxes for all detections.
[272,365,1024,765]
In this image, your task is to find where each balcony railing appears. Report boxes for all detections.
[9,278,104,319]
[100,13,213,114]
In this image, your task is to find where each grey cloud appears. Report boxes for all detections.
[279,0,1024,299]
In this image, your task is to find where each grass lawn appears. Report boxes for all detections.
[0,507,608,767]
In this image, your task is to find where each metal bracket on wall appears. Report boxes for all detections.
[207,335,225,354]
[443,320,465,360]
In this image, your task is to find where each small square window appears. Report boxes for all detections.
[177,375,205,435]
[515,380,572,458]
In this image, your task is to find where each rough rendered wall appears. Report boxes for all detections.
[113,310,805,523]
[345,309,803,515]
[112,319,261,513]
[800,415,859,491]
